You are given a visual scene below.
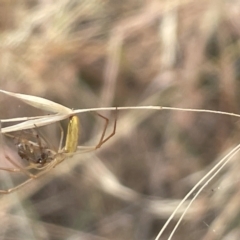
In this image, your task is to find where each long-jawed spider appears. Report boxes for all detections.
[0,110,117,194]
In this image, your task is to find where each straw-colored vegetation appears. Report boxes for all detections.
[0,0,240,239]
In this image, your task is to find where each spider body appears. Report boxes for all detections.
[65,115,80,153]
[17,142,52,167]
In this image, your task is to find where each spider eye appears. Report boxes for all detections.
[37,158,44,164]
[37,152,49,164]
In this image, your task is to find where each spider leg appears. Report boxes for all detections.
[95,107,117,149]
[0,149,38,173]
[0,123,32,193]
[58,123,64,152]
[0,155,62,194]
[0,176,36,194]
[0,170,44,194]
[33,124,56,152]
[4,155,37,179]
[0,167,22,172]
[32,128,43,150]
[0,124,37,179]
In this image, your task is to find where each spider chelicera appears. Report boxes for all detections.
[0,110,117,194]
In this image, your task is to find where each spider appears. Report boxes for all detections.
[0,110,117,194]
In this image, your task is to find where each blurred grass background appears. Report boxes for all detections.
[0,0,240,239]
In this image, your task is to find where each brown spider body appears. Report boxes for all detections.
[17,142,53,167]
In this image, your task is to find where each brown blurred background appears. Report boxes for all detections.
[0,0,240,239]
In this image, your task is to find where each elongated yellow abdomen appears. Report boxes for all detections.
[65,115,80,153]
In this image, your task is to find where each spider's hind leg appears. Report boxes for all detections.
[95,107,117,149]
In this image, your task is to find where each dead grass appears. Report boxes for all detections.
[0,0,240,239]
